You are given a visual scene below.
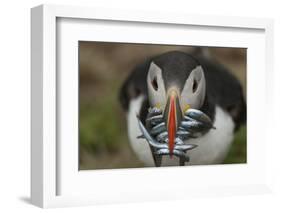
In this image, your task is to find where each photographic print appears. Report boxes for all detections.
[79,42,246,170]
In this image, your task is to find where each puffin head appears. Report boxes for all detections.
[147,51,206,155]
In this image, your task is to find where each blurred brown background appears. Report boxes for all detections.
[79,41,246,170]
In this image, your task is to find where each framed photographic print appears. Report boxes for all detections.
[31,4,274,208]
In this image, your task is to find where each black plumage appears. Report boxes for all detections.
[119,50,246,131]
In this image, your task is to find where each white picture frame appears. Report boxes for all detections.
[31,4,274,208]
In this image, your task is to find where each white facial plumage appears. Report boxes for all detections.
[147,63,206,111]
[180,66,206,110]
[147,62,167,110]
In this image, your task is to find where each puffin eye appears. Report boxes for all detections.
[192,80,198,93]
[152,77,158,91]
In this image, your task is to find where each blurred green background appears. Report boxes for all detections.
[79,42,246,170]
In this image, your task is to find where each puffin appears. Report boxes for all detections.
[119,50,246,167]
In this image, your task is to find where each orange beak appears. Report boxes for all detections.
[165,90,182,157]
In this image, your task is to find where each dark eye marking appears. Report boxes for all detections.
[152,76,158,91]
[192,80,198,93]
